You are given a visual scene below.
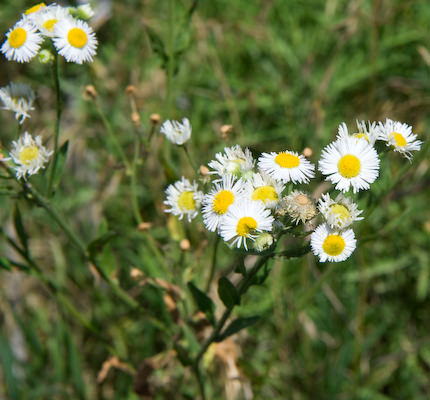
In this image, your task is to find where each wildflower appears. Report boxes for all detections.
[318,136,379,193]
[53,18,98,64]
[245,172,284,209]
[9,132,53,180]
[0,82,35,124]
[76,4,95,20]
[1,19,43,63]
[337,120,378,146]
[280,190,317,224]
[160,118,191,145]
[253,232,274,252]
[24,3,47,16]
[208,145,255,179]
[310,223,356,262]
[318,193,363,229]
[219,199,274,250]
[164,177,203,222]
[202,175,245,232]
[33,4,72,37]
[257,150,315,184]
[377,118,422,160]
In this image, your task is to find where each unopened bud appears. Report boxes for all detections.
[150,113,161,125]
[76,4,94,20]
[38,49,54,64]
[220,124,233,139]
[179,238,191,251]
[303,147,312,158]
[199,165,210,176]
[130,268,144,279]
[131,111,140,126]
[253,233,274,252]
[84,85,97,99]
[125,85,136,96]
[138,222,152,231]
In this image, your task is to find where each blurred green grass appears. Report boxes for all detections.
[0,0,429,399]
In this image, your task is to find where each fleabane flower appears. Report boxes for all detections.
[164,177,203,222]
[0,82,35,124]
[53,18,97,64]
[318,193,363,229]
[318,136,379,193]
[278,190,317,224]
[1,19,43,63]
[208,145,255,179]
[160,118,191,145]
[9,132,53,180]
[258,150,315,184]
[337,120,378,146]
[219,199,274,250]
[310,223,356,262]
[377,118,422,160]
[202,174,245,232]
[245,172,284,209]
[24,3,47,17]
[34,5,72,37]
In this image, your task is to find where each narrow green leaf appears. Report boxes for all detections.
[87,231,117,257]
[187,281,215,324]
[13,204,28,254]
[216,316,260,342]
[234,258,247,276]
[51,140,69,191]
[218,277,240,309]
[0,257,13,271]
[0,328,19,400]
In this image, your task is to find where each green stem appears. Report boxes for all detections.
[165,0,175,117]
[130,135,143,224]
[192,363,207,400]
[182,144,198,173]
[204,235,219,292]
[47,53,63,195]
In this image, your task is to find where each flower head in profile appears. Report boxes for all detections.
[318,136,379,193]
[1,18,43,63]
[377,118,422,160]
[245,172,284,209]
[279,190,317,225]
[164,177,203,222]
[311,223,356,262]
[9,132,53,180]
[219,199,274,250]
[258,150,315,184]
[208,145,255,179]
[160,118,192,145]
[53,18,97,64]
[337,121,378,146]
[0,82,35,124]
[318,193,363,229]
[23,3,47,17]
[202,174,245,232]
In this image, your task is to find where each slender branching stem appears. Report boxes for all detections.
[204,235,219,292]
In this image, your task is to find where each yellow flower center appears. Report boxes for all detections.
[212,190,234,214]
[43,19,58,32]
[329,204,350,222]
[19,146,39,165]
[337,154,361,178]
[322,234,345,256]
[8,28,27,48]
[252,185,278,204]
[24,3,46,15]
[295,194,309,205]
[275,152,300,168]
[390,132,407,147]
[352,133,369,142]
[67,28,87,48]
[177,191,196,211]
[236,217,257,237]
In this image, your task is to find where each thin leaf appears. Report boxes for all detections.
[216,316,260,342]
[13,204,28,254]
[187,281,215,324]
[218,277,240,309]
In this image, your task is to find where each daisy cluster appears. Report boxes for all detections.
[1,2,97,64]
[164,118,423,262]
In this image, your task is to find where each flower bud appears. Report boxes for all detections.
[38,49,54,64]
[253,233,274,252]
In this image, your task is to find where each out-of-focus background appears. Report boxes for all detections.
[0,0,429,399]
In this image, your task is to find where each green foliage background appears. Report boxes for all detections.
[0,0,429,399]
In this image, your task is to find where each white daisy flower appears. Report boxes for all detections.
[1,19,43,63]
[164,177,203,222]
[279,190,317,224]
[318,136,380,193]
[160,118,191,145]
[9,132,53,180]
[318,193,363,229]
[310,223,356,262]
[33,5,72,37]
[337,120,378,146]
[245,172,284,209]
[202,174,245,232]
[0,82,35,124]
[219,199,274,250]
[377,118,422,160]
[208,144,255,179]
[257,150,315,184]
[53,18,97,64]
